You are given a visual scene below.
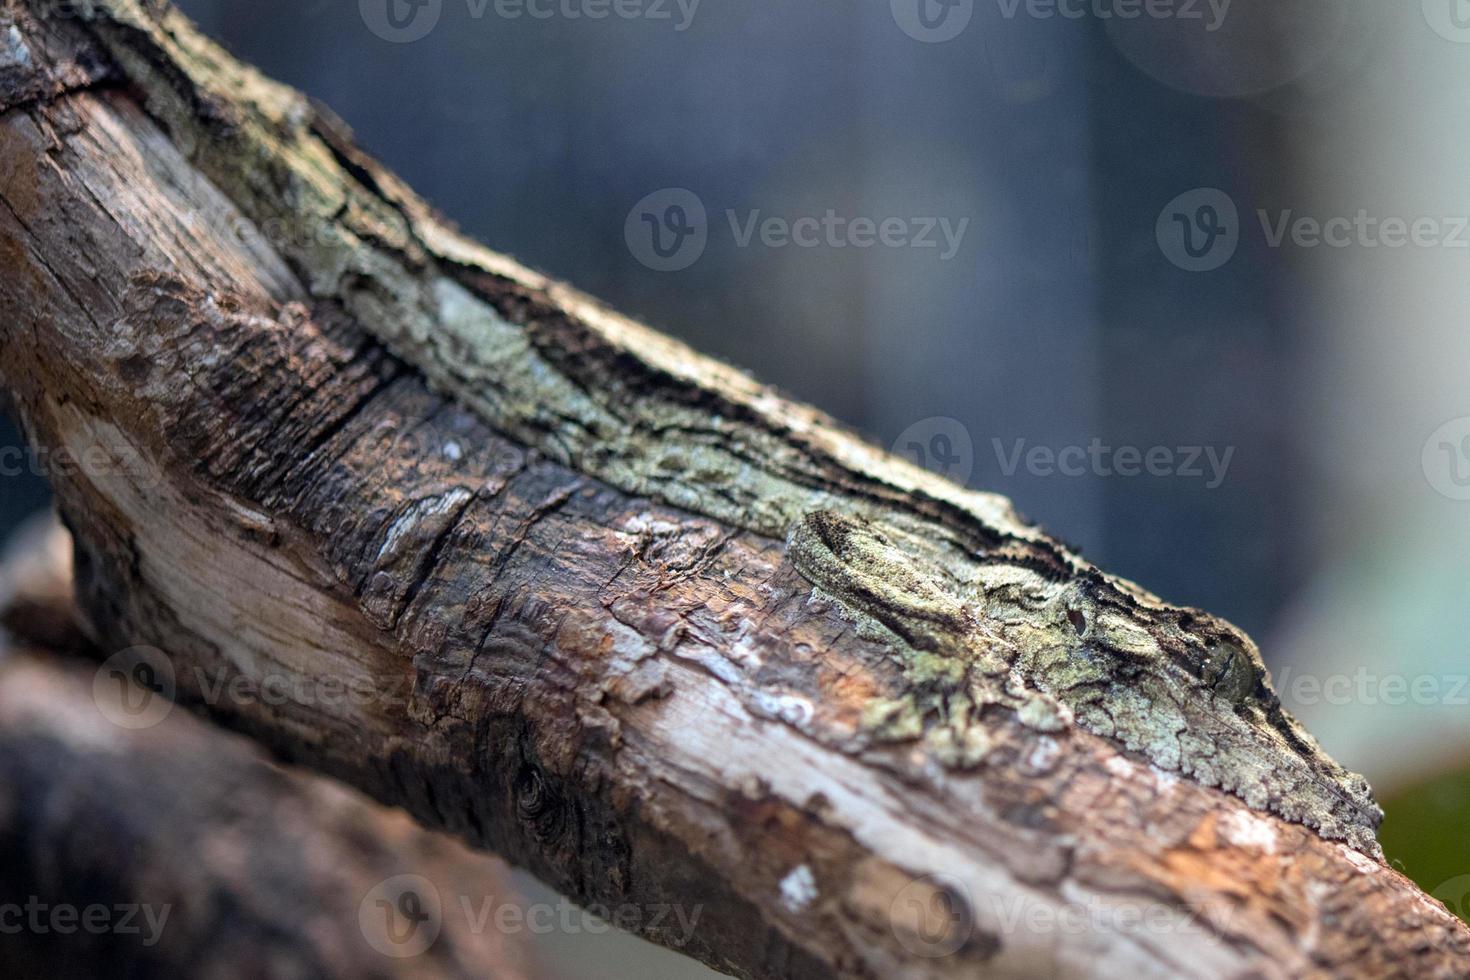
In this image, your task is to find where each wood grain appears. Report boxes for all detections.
[0,2,1466,977]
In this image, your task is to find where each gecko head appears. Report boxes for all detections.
[1097,602,1382,856]
[794,513,1384,856]
[1177,620,1382,853]
[980,570,1384,856]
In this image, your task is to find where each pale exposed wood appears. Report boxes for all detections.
[0,516,540,980]
[0,2,1467,978]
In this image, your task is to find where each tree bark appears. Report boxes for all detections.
[0,2,1466,978]
[0,515,541,980]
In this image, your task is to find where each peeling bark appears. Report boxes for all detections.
[0,2,1467,978]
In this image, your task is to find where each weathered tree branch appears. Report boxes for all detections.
[0,516,540,980]
[0,1,1466,977]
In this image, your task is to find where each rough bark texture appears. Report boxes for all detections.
[0,515,540,980]
[0,2,1467,978]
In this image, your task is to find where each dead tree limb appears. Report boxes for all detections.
[0,515,541,980]
[0,2,1466,977]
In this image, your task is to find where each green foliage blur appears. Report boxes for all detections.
[1380,768,1470,924]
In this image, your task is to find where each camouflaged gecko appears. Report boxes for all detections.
[788,509,1383,857]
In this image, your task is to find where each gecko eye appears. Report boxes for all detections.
[1204,643,1260,705]
[1066,609,1087,636]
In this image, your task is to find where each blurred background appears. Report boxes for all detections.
[3,0,1469,972]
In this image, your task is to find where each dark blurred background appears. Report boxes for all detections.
[4,0,1469,969]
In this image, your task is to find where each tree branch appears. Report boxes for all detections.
[0,1,1466,977]
[0,515,540,979]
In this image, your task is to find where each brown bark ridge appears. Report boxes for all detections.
[0,514,541,980]
[0,1,1466,977]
